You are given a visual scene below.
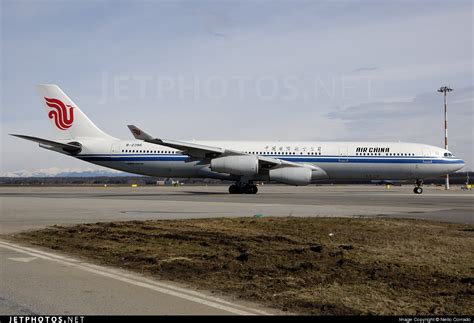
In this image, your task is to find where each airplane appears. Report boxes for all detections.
[11,84,465,194]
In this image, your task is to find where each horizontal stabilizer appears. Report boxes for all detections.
[10,134,82,154]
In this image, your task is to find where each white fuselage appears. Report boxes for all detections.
[72,139,464,182]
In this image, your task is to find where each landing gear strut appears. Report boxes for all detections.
[229,183,258,194]
[413,179,423,194]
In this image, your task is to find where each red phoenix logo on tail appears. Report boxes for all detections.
[44,97,74,130]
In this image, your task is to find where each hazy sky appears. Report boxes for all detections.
[1,0,473,174]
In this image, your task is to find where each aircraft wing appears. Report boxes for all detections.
[127,125,318,170]
[127,125,242,158]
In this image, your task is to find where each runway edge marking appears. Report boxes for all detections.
[1,240,270,315]
[0,240,271,315]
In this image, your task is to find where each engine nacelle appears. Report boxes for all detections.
[269,167,312,186]
[210,155,259,176]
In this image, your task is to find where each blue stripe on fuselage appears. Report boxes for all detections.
[77,154,464,164]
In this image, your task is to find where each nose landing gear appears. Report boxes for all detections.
[413,179,423,194]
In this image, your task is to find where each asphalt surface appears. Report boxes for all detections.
[1,185,473,235]
[0,184,472,315]
[0,240,271,315]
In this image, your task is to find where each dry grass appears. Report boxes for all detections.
[9,217,474,315]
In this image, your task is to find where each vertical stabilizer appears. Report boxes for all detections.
[37,84,113,139]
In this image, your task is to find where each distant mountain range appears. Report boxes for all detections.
[0,167,133,177]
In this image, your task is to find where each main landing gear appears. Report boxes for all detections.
[413,179,423,194]
[229,183,258,194]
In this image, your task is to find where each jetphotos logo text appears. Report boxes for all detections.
[44,97,74,130]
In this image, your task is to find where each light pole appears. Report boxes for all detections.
[437,86,453,190]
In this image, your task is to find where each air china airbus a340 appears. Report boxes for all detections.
[12,84,464,194]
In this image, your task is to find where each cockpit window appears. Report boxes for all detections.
[444,152,454,157]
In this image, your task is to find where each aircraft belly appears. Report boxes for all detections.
[315,162,451,180]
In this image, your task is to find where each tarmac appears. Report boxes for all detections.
[0,184,472,315]
[0,185,472,235]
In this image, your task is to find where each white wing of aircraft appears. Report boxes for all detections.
[126,125,327,193]
[127,125,322,169]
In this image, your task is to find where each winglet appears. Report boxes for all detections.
[127,125,155,141]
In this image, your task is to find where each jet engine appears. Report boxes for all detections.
[210,155,259,176]
[269,167,312,186]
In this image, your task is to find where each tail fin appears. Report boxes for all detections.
[37,84,113,139]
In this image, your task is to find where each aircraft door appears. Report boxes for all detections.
[422,148,432,164]
[338,147,349,162]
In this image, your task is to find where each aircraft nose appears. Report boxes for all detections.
[453,159,465,172]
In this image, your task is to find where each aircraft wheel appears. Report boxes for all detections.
[413,187,423,194]
[249,185,258,194]
[229,185,240,194]
[243,185,258,194]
